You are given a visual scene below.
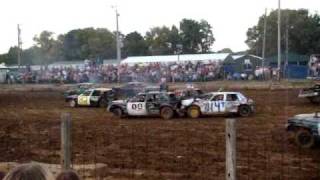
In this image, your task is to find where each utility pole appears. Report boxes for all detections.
[262,8,267,80]
[285,15,289,79]
[112,6,121,62]
[17,24,22,69]
[277,0,281,81]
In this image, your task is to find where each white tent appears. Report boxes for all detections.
[121,53,230,65]
[0,63,7,69]
[0,63,8,83]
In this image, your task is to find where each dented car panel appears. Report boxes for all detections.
[107,91,181,119]
[182,92,254,117]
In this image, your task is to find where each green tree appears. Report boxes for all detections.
[180,19,215,53]
[218,48,233,53]
[145,26,172,55]
[33,31,61,64]
[63,28,116,60]
[123,31,148,57]
[246,9,320,57]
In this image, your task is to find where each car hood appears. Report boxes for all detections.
[67,94,78,99]
[111,100,127,104]
[181,98,194,106]
[289,113,320,124]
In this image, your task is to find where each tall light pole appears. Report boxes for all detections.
[285,15,289,78]
[17,24,22,69]
[277,0,281,80]
[262,8,267,80]
[112,6,121,62]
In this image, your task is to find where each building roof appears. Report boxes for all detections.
[121,53,230,64]
[103,59,119,65]
[232,54,262,60]
[50,61,84,65]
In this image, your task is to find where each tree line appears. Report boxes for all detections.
[0,19,215,65]
[1,9,320,66]
[246,9,320,57]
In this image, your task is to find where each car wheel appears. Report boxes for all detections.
[99,99,108,107]
[160,107,174,120]
[70,100,77,108]
[187,106,200,119]
[295,129,315,148]
[112,108,123,118]
[309,96,320,104]
[238,105,251,117]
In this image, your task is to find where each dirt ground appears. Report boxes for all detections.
[0,84,319,179]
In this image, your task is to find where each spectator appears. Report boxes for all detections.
[3,163,54,180]
[56,170,80,180]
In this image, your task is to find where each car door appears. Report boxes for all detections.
[77,90,92,106]
[90,90,101,106]
[146,93,162,115]
[201,94,226,115]
[127,94,147,116]
[225,93,241,113]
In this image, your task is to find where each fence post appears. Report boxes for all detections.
[226,118,236,180]
[61,113,72,170]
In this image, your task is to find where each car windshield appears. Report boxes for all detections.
[200,93,213,101]
[82,90,92,96]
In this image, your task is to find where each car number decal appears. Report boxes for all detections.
[132,103,143,110]
[204,101,225,112]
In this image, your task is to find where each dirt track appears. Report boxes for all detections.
[0,86,320,179]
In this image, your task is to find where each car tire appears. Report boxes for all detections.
[309,96,320,104]
[112,108,123,118]
[238,105,251,117]
[295,129,315,148]
[70,100,77,108]
[99,99,108,108]
[160,107,174,120]
[187,106,200,119]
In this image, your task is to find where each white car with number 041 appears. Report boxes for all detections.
[181,92,254,118]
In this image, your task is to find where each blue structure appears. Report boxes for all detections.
[266,53,309,79]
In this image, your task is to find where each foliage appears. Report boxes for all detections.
[180,19,215,53]
[0,18,216,65]
[246,9,320,57]
[123,31,148,57]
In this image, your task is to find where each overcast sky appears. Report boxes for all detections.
[0,0,319,54]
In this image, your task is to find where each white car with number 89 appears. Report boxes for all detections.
[181,92,254,118]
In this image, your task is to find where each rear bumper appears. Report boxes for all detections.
[298,91,318,98]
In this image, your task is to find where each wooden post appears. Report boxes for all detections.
[226,119,236,180]
[61,113,72,170]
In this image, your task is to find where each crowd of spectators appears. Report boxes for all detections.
[309,55,320,77]
[5,60,223,84]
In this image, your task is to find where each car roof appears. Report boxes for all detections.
[88,88,112,91]
[138,91,172,95]
[207,92,242,95]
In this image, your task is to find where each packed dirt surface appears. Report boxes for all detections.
[0,85,319,179]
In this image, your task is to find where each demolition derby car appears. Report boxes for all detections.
[67,88,116,108]
[286,113,320,148]
[181,92,254,118]
[107,91,181,119]
[174,87,204,100]
[298,84,320,104]
[112,82,160,98]
[64,83,95,101]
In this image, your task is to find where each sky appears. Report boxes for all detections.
[0,0,319,54]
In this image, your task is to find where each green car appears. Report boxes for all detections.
[286,113,320,148]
